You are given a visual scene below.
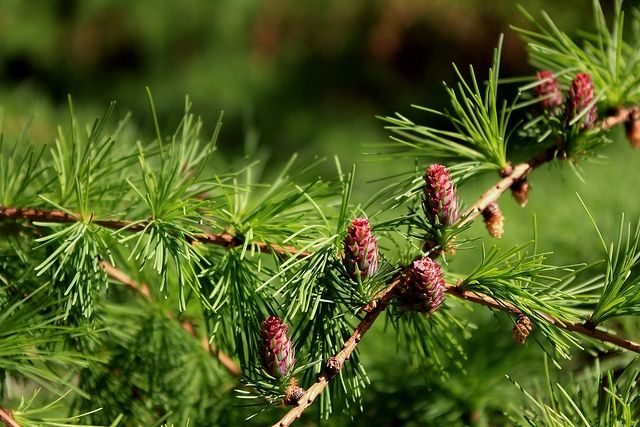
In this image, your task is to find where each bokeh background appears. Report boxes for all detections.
[2,1,640,425]
[0,0,586,163]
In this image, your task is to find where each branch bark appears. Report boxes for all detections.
[0,408,21,427]
[446,286,640,353]
[0,207,311,259]
[601,105,640,130]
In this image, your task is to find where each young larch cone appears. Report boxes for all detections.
[423,164,459,227]
[343,218,379,279]
[512,314,532,344]
[511,179,530,207]
[566,73,598,129]
[260,316,295,377]
[534,70,563,113]
[625,108,640,149]
[482,202,504,238]
[397,257,446,314]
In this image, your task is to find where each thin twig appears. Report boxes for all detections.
[179,319,242,377]
[99,261,242,377]
[601,105,640,129]
[271,278,401,427]
[0,408,21,427]
[99,261,152,298]
[461,146,556,225]
[446,286,640,353]
[0,207,311,259]
[271,108,639,426]
[462,104,636,226]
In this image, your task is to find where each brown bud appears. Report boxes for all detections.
[625,109,640,149]
[482,203,504,238]
[499,162,513,178]
[326,356,342,377]
[511,179,530,207]
[512,314,532,344]
[284,380,305,405]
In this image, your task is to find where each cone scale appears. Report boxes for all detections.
[512,314,533,345]
[482,202,504,238]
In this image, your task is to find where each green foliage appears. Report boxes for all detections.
[459,242,585,358]
[510,357,640,426]
[1,1,640,426]
[12,390,122,427]
[0,136,44,206]
[587,212,640,324]
[514,0,640,107]
[380,36,511,179]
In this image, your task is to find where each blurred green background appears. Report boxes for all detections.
[0,0,585,163]
[2,0,639,425]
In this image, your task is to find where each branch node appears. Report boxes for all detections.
[326,356,342,378]
[583,318,597,330]
[284,380,305,406]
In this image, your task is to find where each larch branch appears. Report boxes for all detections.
[271,278,401,427]
[0,207,311,259]
[271,107,639,426]
[0,107,637,426]
[446,286,640,353]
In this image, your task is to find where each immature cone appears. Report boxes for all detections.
[625,108,640,149]
[511,179,530,208]
[566,73,598,129]
[512,314,533,345]
[260,316,295,377]
[534,70,563,113]
[343,218,379,279]
[397,257,446,313]
[482,202,504,238]
[423,164,459,227]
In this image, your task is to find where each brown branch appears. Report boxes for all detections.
[99,261,242,377]
[0,408,21,427]
[461,146,556,225]
[461,104,636,226]
[272,278,401,427]
[99,261,152,298]
[272,108,640,426]
[0,207,311,259]
[275,277,640,427]
[445,286,640,353]
[601,105,640,130]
